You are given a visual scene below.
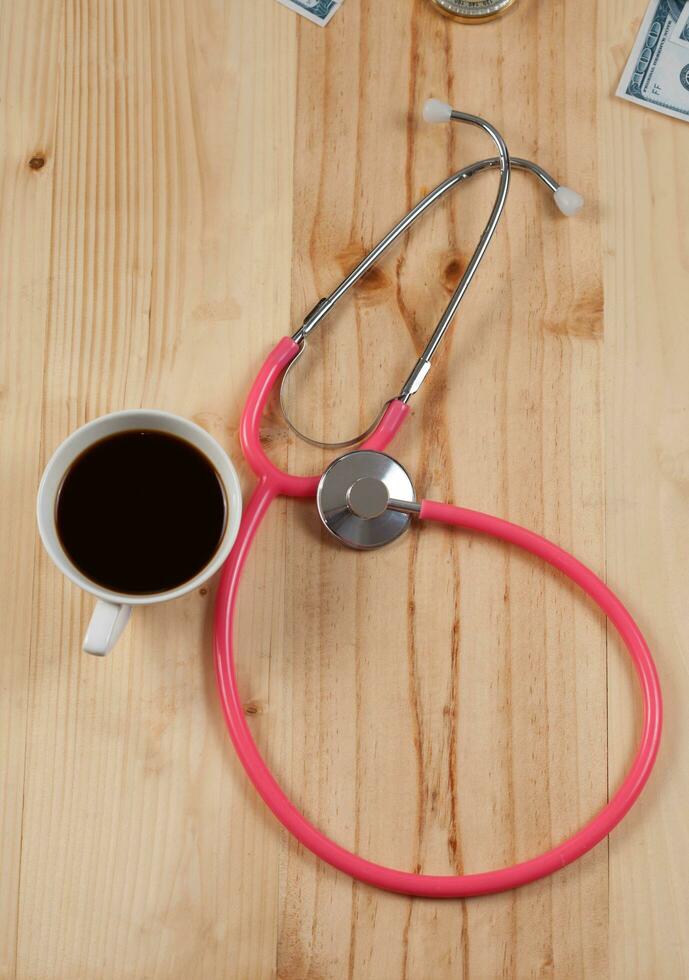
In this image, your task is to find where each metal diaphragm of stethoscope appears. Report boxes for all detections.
[213,100,662,899]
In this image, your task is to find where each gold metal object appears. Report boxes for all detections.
[429,0,520,21]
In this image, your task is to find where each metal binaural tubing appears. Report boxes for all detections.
[283,109,566,448]
[292,112,521,351]
[465,156,558,193]
[397,108,510,401]
[292,155,558,347]
[284,155,560,449]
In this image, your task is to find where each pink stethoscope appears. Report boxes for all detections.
[214,101,662,898]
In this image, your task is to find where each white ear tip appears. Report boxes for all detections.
[423,98,453,124]
[554,186,584,217]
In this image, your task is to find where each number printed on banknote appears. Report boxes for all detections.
[276,0,341,26]
[617,0,689,121]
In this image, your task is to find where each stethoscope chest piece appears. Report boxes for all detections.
[317,451,417,550]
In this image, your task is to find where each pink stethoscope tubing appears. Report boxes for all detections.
[214,337,662,898]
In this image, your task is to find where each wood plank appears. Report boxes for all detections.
[0,1,63,975]
[11,2,295,977]
[277,1,607,977]
[601,2,689,977]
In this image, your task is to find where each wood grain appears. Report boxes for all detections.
[0,3,64,974]
[601,3,689,977]
[0,0,686,977]
[278,2,607,978]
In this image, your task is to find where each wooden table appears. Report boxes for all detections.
[1,1,687,977]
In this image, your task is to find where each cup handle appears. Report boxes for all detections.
[83,600,132,656]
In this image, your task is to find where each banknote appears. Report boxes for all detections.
[670,2,689,45]
[276,0,341,26]
[616,0,689,121]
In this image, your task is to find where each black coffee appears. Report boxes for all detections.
[56,429,227,595]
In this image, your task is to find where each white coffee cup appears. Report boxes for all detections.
[36,410,242,655]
